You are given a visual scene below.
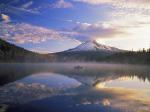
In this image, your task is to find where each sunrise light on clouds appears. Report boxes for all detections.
[0,0,150,53]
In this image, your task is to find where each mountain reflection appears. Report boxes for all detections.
[0,63,149,86]
[0,63,150,112]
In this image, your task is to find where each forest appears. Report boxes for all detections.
[0,38,150,65]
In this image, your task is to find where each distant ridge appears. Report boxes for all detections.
[0,38,149,64]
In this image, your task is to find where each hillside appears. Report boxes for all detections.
[52,40,125,62]
[53,41,150,64]
[0,39,53,62]
[0,39,150,64]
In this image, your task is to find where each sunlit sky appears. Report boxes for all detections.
[0,0,150,53]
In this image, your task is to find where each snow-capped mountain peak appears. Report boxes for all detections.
[67,40,122,52]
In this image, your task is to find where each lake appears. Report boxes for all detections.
[0,63,150,112]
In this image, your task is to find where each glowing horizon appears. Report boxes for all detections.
[0,0,150,53]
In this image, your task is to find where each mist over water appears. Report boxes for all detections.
[0,63,150,112]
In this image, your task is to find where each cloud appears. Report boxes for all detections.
[72,22,126,41]
[19,1,39,13]
[0,22,81,53]
[1,14,10,23]
[30,38,81,53]
[19,0,73,13]
[73,0,150,9]
[73,0,114,5]
[30,46,54,54]
[0,22,75,44]
[51,0,73,8]
[21,1,33,9]
[0,0,73,15]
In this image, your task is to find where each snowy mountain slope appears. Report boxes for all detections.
[67,40,123,52]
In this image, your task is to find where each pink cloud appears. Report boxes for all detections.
[0,22,76,44]
[1,14,11,23]
[51,0,73,8]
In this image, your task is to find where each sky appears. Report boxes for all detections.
[0,0,150,53]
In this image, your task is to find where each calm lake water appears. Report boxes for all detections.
[0,63,150,112]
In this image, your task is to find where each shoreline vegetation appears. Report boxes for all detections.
[0,39,150,65]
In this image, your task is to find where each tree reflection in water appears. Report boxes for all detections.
[0,63,149,112]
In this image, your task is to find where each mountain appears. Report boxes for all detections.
[53,41,150,64]
[0,38,34,62]
[0,38,149,64]
[0,39,122,62]
[53,40,125,62]
[67,40,123,52]
[0,39,53,62]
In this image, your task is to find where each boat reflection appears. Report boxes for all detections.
[0,63,149,112]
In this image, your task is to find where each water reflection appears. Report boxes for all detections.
[17,73,81,89]
[95,76,150,89]
[0,63,150,86]
[0,72,81,105]
[102,99,110,106]
[0,63,149,112]
[93,75,150,112]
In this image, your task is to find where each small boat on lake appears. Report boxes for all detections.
[74,65,83,70]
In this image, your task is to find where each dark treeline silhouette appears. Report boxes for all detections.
[0,39,54,62]
[0,38,150,65]
[101,49,150,64]
[53,49,150,65]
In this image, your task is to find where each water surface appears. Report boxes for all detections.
[0,63,149,112]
